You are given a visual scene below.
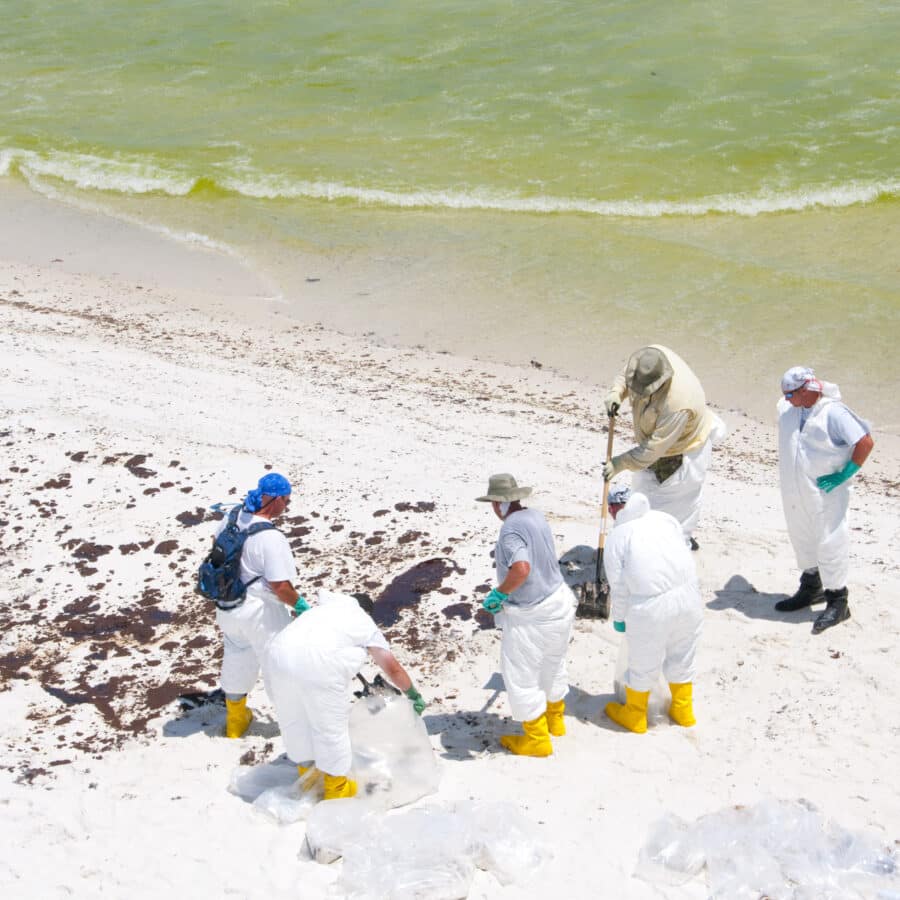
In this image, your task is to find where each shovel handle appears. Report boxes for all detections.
[596,415,617,580]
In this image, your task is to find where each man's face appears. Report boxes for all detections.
[271,495,290,517]
[784,384,820,408]
[608,503,625,520]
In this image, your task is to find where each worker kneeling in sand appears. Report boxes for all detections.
[602,345,726,549]
[476,473,576,757]
[603,485,703,734]
[263,590,426,800]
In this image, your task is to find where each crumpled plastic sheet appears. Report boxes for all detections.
[636,797,899,898]
[305,800,551,898]
[613,635,672,720]
[228,689,439,824]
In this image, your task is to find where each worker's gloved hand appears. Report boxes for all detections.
[603,456,624,481]
[603,390,621,416]
[613,620,626,633]
[481,588,508,615]
[405,685,426,715]
[816,461,860,493]
[293,596,311,616]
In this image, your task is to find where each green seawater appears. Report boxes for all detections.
[2,0,899,426]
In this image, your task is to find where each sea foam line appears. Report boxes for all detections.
[2,146,898,218]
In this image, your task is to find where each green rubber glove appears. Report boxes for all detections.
[481,588,508,614]
[816,461,860,493]
[613,620,626,633]
[405,685,426,715]
[293,596,310,615]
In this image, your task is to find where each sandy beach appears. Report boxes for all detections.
[1,196,898,898]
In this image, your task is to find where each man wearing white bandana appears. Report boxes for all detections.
[776,366,874,633]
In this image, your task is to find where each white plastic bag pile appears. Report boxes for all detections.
[305,799,551,898]
[636,797,898,898]
[228,690,439,824]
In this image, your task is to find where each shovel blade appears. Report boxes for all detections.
[575,579,610,619]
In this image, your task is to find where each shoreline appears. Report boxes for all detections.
[3,177,898,439]
[1,185,898,897]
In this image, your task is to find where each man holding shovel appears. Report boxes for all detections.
[476,473,577,757]
[602,345,725,549]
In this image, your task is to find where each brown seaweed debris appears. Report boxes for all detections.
[374,557,466,628]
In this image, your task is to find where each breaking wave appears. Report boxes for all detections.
[2,146,898,218]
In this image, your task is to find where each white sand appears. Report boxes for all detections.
[1,196,898,898]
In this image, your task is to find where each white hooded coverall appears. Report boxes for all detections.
[263,590,390,776]
[215,510,294,695]
[609,344,727,539]
[778,384,869,590]
[604,493,703,692]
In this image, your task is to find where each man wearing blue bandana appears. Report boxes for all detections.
[216,472,309,738]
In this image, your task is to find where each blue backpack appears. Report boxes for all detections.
[197,506,276,610]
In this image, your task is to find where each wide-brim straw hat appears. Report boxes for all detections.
[626,346,674,397]
[476,473,533,503]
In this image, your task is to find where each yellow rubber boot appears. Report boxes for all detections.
[668,682,696,727]
[546,700,566,737]
[322,773,358,800]
[224,696,253,738]
[500,713,553,757]
[605,686,650,734]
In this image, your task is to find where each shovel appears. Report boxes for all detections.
[575,414,616,619]
[594,417,617,611]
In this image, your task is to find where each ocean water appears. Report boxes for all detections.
[2,0,898,426]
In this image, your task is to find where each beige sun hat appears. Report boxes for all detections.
[625,346,674,397]
[476,473,533,503]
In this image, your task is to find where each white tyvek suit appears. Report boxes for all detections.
[778,385,866,590]
[609,344,727,538]
[263,590,389,776]
[497,581,577,722]
[216,589,293,694]
[605,493,703,691]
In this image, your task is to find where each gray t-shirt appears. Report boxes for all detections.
[494,507,564,608]
[799,401,868,446]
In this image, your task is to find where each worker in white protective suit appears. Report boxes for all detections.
[775,366,874,634]
[602,345,726,549]
[214,472,309,739]
[602,485,703,734]
[476,473,577,757]
[263,590,427,801]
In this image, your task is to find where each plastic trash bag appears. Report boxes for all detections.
[338,805,475,900]
[636,798,899,898]
[305,798,376,864]
[613,635,671,721]
[350,690,440,809]
[464,800,552,886]
[228,755,297,802]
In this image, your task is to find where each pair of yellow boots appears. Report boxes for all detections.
[605,682,696,733]
[225,699,357,801]
[499,698,566,757]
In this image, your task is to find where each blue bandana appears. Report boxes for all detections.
[244,472,292,512]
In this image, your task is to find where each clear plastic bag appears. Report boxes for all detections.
[349,691,440,810]
[636,798,899,897]
[613,635,672,721]
[463,800,552,886]
[338,805,475,900]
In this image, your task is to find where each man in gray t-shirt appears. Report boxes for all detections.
[476,473,576,758]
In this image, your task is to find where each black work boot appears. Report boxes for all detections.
[775,570,825,612]
[812,588,851,634]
